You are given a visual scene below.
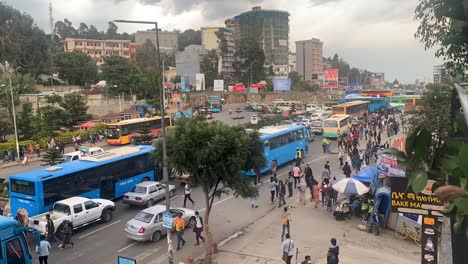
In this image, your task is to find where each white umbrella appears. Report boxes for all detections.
[332,178,369,195]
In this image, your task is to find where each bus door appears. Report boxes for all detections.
[263,139,272,172]
[100,176,115,200]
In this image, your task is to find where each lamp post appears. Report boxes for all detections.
[114,19,172,263]
[0,62,20,162]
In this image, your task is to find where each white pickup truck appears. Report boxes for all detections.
[29,197,115,234]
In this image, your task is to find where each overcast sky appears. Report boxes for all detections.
[7,0,442,83]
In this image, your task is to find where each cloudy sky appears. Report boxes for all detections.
[7,0,442,83]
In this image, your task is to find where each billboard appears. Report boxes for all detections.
[213,80,224,91]
[181,76,190,93]
[273,78,291,91]
[196,73,205,91]
[323,69,339,88]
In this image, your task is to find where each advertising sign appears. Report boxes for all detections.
[249,87,259,93]
[181,76,190,93]
[162,212,173,228]
[323,69,339,88]
[377,153,406,177]
[273,78,291,91]
[421,216,440,264]
[196,73,205,91]
[213,80,224,91]
[345,89,361,97]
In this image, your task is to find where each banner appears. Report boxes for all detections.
[181,76,190,93]
[377,153,406,177]
[323,69,339,88]
[389,177,443,214]
[273,78,291,91]
[196,73,205,91]
[213,80,224,91]
[421,216,440,264]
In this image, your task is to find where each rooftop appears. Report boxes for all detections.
[240,6,290,16]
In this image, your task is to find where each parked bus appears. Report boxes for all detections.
[106,116,173,145]
[209,95,222,113]
[389,95,421,111]
[322,114,352,138]
[340,96,389,112]
[9,146,155,217]
[332,101,370,119]
[323,99,339,106]
[245,125,310,175]
[404,97,424,111]
[361,90,394,97]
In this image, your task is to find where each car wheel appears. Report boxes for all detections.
[151,231,162,242]
[146,199,154,208]
[169,189,175,197]
[101,209,113,223]
[188,217,196,228]
[270,160,278,173]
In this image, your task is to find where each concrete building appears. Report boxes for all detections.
[288,53,296,73]
[201,27,222,51]
[239,6,290,66]
[135,31,178,53]
[295,38,323,81]
[367,72,385,89]
[176,45,207,86]
[225,17,241,43]
[433,64,449,84]
[62,38,138,65]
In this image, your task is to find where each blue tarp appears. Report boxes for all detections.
[353,166,379,186]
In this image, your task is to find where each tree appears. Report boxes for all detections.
[0,3,52,75]
[153,118,266,263]
[415,0,468,71]
[17,102,33,139]
[101,56,137,95]
[135,123,154,145]
[289,71,302,88]
[60,93,90,127]
[41,147,63,166]
[106,22,119,39]
[38,105,68,132]
[200,49,220,90]
[177,29,201,51]
[136,40,158,68]
[233,38,266,85]
[54,51,97,85]
[0,108,13,142]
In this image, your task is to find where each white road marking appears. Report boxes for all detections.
[117,242,137,253]
[79,220,121,239]
[199,195,234,212]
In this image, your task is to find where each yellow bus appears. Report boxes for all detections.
[322,114,352,138]
[331,101,370,119]
[404,98,424,111]
[106,116,173,145]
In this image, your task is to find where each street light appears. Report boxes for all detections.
[0,62,20,162]
[114,19,172,263]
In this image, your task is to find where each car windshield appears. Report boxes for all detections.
[323,120,338,127]
[53,203,71,214]
[62,155,73,163]
[106,128,121,139]
[311,121,322,127]
[134,211,154,224]
[131,186,147,194]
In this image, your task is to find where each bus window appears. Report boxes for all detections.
[297,129,304,139]
[333,106,345,114]
[106,128,121,139]
[5,238,26,264]
[263,140,270,148]
[323,120,338,127]
[10,180,35,196]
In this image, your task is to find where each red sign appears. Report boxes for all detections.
[323,69,339,88]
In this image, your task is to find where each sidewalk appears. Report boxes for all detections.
[213,197,420,264]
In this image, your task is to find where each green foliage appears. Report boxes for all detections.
[41,147,63,166]
[200,49,220,90]
[0,107,13,142]
[101,56,138,95]
[54,51,97,85]
[233,38,266,85]
[18,102,33,139]
[88,122,107,132]
[135,123,154,145]
[177,29,201,51]
[415,0,468,72]
[0,139,34,157]
[60,93,90,126]
[54,19,135,41]
[136,40,158,68]
[38,105,68,132]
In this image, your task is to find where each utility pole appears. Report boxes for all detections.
[7,63,20,162]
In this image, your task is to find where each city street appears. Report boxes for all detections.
[31,136,338,264]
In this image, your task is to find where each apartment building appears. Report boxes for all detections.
[295,38,323,81]
[135,31,178,53]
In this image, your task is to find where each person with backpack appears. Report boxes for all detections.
[193,211,205,245]
[184,183,195,207]
[282,233,295,264]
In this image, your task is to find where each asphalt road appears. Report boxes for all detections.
[29,137,348,264]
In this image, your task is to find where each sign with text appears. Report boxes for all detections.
[273,78,291,91]
[181,76,190,93]
[213,80,224,91]
[421,217,440,264]
[323,69,339,88]
[390,177,443,215]
[377,153,406,177]
[162,212,173,228]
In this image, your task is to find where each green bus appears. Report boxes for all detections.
[389,95,421,111]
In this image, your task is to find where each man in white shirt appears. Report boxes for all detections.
[281,233,295,264]
[194,211,205,245]
[184,183,195,207]
[36,235,51,264]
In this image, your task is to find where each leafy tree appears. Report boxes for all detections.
[415,0,468,71]
[60,93,90,126]
[54,51,97,85]
[41,147,63,166]
[0,3,52,75]
[289,71,302,88]
[153,118,266,263]
[136,40,158,68]
[135,123,154,145]
[106,22,119,39]
[54,19,78,40]
[200,49,220,90]
[177,29,201,51]
[233,38,266,85]
[101,56,137,95]
[0,107,13,142]
[38,105,68,132]
[18,102,33,139]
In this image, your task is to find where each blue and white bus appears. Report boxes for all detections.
[340,96,389,112]
[209,96,222,113]
[246,125,310,175]
[9,145,155,217]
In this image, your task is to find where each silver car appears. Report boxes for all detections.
[125,205,196,242]
[123,181,176,207]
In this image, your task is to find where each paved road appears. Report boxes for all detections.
[209,103,262,126]
[30,137,352,264]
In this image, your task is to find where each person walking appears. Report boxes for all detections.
[295,148,304,166]
[278,180,286,207]
[183,183,195,207]
[21,153,29,166]
[302,256,312,264]
[281,233,295,264]
[45,214,55,243]
[293,165,302,188]
[269,177,278,203]
[313,181,320,208]
[328,238,340,263]
[342,162,352,178]
[36,235,51,264]
[59,220,73,249]
[280,207,291,241]
[298,179,307,206]
[286,178,293,197]
[35,142,41,157]
[174,213,186,250]
[322,137,328,153]
[251,178,259,208]
[321,168,330,185]
[338,150,344,168]
[324,161,331,174]
[193,211,205,245]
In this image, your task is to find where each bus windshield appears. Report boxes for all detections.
[333,107,344,114]
[106,128,121,139]
[323,120,338,127]
[10,179,35,196]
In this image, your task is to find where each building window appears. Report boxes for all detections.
[87,42,93,46]
[95,42,101,47]
[105,51,112,55]
[95,51,102,55]
[87,50,94,55]
[123,51,129,56]
[123,44,129,48]
[76,42,83,46]
[113,43,120,48]
[106,43,112,47]
[113,51,120,55]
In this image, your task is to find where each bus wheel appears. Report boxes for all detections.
[270,160,277,173]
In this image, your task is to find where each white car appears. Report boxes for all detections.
[63,147,104,162]
[310,113,325,121]
[306,104,319,112]
[123,181,176,207]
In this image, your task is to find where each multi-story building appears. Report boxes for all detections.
[176,45,207,86]
[238,6,290,66]
[225,17,240,43]
[201,27,222,51]
[62,38,138,65]
[433,64,449,84]
[135,31,178,54]
[288,53,296,73]
[295,38,323,81]
[367,72,386,89]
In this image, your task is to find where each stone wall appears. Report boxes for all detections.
[35,85,82,93]
[185,91,323,105]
